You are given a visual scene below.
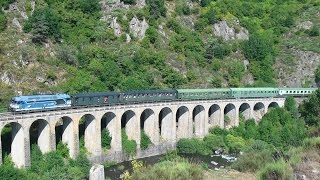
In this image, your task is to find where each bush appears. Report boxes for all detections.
[232,150,274,172]
[299,89,320,126]
[130,160,203,180]
[258,160,293,180]
[121,129,137,156]
[303,137,320,149]
[203,134,226,151]
[146,0,166,20]
[24,8,61,43]
[225,134,246,153]
[176,138,211,155]
[0,13,7,32]
[140,130,152,150]
[307,26,319,37]
[101,129,112,150]
[56,142,69,158]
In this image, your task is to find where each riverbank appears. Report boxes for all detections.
[203,169,256,180]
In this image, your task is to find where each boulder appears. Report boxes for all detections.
[129,17,149,40]
[89,164,105,180]
[213,21,249,41]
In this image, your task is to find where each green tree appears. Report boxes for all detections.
[146,0,166,20]
[315,65,320,85]
[243,33,273,61]
[0,13,7,32]
[284,96,298,118]
[299,89,320,126]
[101,129,112,150]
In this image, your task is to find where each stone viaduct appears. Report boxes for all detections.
[0,97,284,168]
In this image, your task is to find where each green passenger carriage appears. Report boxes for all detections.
[177,89,231,100]
[119,90,177,103]
[230,88,279,98]
[278,88,317,97]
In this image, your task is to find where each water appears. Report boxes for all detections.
[104,153,236,179]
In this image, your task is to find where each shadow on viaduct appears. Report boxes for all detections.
[0,98,284,168]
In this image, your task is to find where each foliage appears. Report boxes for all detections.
[56,141,69,158]
[203,134,225,151]
[315,65,320,84]
[299,89,320,126]
[176,138,211,155]
[146,0,166,20]
[121,129,137,156]
[129,159,203,180]
[307,26,320,37]
[140,130,152,150]
[0,13,7,32]
[0,0,15,9]
[225,134,246,153]
[122,0,136,5]
[101,129,112,150]
[24,7,61,43]
[284,96,298,118]
[232,140,275,172]
[258,108,306,148]
[258,160,293,180]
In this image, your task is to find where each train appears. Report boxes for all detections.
[8,87,317,112]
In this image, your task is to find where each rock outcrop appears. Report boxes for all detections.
[277,49,320,87]
[129,17,149,40]
[213,21,249,41]
[110,17,122,37]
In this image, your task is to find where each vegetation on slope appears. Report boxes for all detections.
[0,0,319,108]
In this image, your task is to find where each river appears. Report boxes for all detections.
[104,153,237,179]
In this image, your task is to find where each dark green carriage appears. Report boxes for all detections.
[71,92,120,106]
[119,90,177,103]
[230,88,279,98]
[177,89,232,100]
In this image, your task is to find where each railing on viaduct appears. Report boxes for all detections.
[0,97,285,168]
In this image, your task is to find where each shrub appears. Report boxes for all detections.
[79,0,101,14]
[24,8,61,43]
[130,160,203,180]
[176,138,211,155]
[121,129,137,156]
[56,142,69,158]
[203,134,226,151]
[232,150,274,172]
[0,13,7,32]
[225,134,246,153]
[101,129,112,150]
[243,33,273,61]
[122,0,136,5]
[146,0,166,20]
[303,137,320,149]
[258,160,293,180]
[307,26,319,37]
[140,130,152,150]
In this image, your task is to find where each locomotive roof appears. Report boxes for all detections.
[12,94,70,102]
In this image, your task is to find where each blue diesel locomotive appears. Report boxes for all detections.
[9,94,71,112]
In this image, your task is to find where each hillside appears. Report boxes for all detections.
[0,0,319,106]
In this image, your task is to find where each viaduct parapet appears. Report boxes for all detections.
[0,98,284,168]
